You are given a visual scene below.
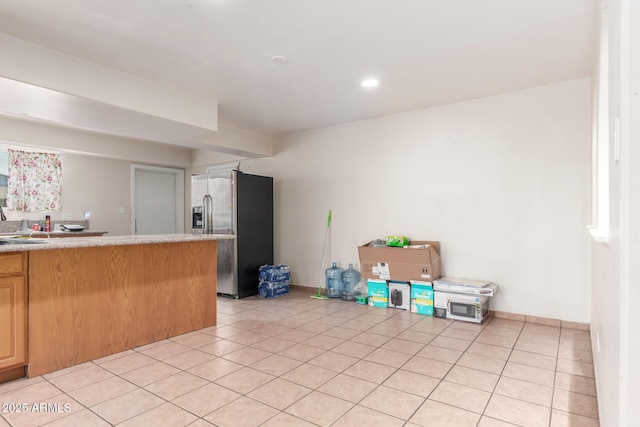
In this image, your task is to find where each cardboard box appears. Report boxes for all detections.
[434,290,490,323]
[433,291,448,319]
[367,279,388,308]
[358,241,441,282]
[410,280,434,316]
[388,281,410,311]
[433,277,498,297]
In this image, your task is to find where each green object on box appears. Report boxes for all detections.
[386,235,410,247]
[355,295,368,305]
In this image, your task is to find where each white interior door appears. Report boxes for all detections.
[132,165,184,235]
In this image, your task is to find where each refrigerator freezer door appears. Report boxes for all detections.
[236,171,273,298]
[207,171,237,296]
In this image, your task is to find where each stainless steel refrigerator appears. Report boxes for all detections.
[191,169,273,298]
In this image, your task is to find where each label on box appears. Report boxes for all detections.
[433,291,448,319]
[376,263,390,280]
[370,294,388,304]
[434,307,447,318]
[414,296,433,306]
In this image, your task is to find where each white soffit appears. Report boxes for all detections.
[0,33,222,149]
[0,77,215,146]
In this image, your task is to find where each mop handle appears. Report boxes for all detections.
[318,210,332,289]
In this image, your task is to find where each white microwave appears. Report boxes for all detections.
[435,291,490,323]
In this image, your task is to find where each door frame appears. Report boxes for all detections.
[130,164,185,235]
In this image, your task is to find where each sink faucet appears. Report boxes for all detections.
[0,206,5,221]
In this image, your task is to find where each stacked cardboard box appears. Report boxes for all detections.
[367,279,388,308]
[358,241,499,323]
[433,277,499,323]
[388,281,411,311]
[358,241,441,282]
[359,241,441,314]
[433,277,498,296]
[410,280,434,316]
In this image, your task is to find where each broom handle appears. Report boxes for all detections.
[318,210,332,290]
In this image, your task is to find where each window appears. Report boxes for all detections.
[4,148,62,212]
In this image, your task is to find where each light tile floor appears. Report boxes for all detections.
[0,289,599,426]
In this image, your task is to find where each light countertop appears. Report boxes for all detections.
[0,233,234,252]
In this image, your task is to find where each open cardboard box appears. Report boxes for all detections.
[358,240,441,282]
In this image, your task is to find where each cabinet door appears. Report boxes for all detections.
[0,275,27,370]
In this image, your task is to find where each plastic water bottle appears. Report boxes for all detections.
[325,262,344,298]
[341,263,361,301]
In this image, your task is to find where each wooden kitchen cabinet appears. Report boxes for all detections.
[28,241,217,376]
[0,252,28,383]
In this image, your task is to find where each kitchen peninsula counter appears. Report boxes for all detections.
[23,229,109,238]
[0,233,233,252]
[1,234,233,379]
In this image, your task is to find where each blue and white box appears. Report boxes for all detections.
[258,264,290,298]
[410,280,434,316]
[367,279,388,308]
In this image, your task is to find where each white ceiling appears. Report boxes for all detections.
[0,0,596,141]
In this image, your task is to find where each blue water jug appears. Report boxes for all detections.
[325,262,344,298]
[341,263,361,301]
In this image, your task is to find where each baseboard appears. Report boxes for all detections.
[491,310,590,331]
[0,366,26,384]
[290,284,590,331]
[289,284,321,292]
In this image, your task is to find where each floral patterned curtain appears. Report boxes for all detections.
[7,149,62,212]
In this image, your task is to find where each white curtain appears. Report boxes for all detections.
[7,149,62,212]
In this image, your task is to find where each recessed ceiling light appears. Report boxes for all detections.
[270,55,288,64]
[361,78,379,88]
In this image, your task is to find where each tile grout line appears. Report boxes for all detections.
[140,313,504,422]
[254,304,408,424]
[148,303,396,423]
[262,301,420,424]
[547,327,562,427]
[312,304,425,425]
[2,291,598,426]
[47,346,218,425]
[475,318,526,426]
[39,374,113,427]
[393,320,471,425]
[217,294,596,425]
[244,300,391,426]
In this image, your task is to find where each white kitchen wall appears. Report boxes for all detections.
[243,78,592,323]
[60,153,132,235]
[0,115,195,234]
